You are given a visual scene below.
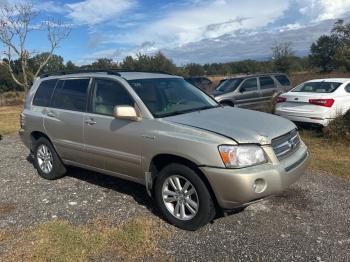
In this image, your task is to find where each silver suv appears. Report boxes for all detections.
[19,70,309,230]
[212,73,292,109]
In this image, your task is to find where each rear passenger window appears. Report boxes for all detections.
[259,76,276,89]
[51,79,90,112]
[91,79,133,116]
[32,80,57,107]
[275,75,291,86]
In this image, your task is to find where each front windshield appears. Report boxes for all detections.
[216,78,242,92]
[128,78,219,118]
[292,81,342,93]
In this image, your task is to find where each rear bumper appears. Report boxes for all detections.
[275,110,332,126]
[200,143,309,209]
[19,129,31,149]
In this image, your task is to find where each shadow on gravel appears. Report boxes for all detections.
[271,187,319,211]
[66,167,162,217]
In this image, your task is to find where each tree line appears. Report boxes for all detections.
[0,0,350,94]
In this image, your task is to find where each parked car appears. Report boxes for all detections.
[211,73,292,109]
[185,76,213,92]
[19,70,309,230]
[275,78,350,127]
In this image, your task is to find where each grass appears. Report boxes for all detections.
[3,218,168,262]
[300,130,350,179]
[0,105,22,136]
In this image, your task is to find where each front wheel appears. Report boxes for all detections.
[154,163,216,230]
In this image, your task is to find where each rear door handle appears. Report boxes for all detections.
[47,112,56,118]
[85,118,97,125]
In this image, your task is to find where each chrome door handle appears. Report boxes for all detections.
[47,112,56,118]
[85,119,97,125]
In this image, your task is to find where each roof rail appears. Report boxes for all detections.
[39,69,122,78]
[39,69,176,78]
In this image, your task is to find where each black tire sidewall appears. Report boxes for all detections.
[33,137,66,180]
[154,163,215,231]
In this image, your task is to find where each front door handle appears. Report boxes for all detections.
[85,118,97,125]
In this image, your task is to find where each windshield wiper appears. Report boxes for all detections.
[158,105,219,118]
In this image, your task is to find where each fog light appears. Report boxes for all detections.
[253,178,266,193]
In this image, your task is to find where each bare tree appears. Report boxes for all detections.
[0,2,70,93]
[271,42,295,73]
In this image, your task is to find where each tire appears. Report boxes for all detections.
[33,137,66,180]
[154,163,216,231]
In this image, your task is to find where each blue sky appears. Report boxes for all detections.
[11,0,350,65]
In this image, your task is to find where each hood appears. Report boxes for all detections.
[164,107,296,144]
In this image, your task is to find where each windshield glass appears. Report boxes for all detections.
[128,78,219,118]
[292,81,342,93]
[216,78,242,92]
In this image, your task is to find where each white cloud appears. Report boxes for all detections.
[107,0,289,49]
[66,0,135,25]
[36,1,66,14]
[297,0,350,22]
[316,0,350,21]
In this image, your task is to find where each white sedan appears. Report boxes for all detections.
[275,78,350,127]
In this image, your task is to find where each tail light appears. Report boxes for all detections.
[276,96,287,103]
[309,99,334,108]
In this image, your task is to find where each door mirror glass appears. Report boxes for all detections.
[114,106,140,121]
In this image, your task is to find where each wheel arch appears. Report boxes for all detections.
[30,131,54,152]
[148,153,220,209]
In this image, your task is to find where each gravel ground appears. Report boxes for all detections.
[0,135,349,261]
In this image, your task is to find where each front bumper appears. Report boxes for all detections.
[200,142,310,209]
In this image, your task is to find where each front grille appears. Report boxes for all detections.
[272,129,301,160]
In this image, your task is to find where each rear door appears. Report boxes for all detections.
[44,78,90,163]
[234,78,261,109]
[259,76,278,104]
[83,78,143,179]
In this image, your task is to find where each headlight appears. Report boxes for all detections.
[218,145,267,168]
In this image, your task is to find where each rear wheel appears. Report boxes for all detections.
[154,163,216,230]
[33,137,66,180]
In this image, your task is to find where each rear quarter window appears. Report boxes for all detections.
[275,75,291,86]
[346,83,350,93]
[32,79,57,107]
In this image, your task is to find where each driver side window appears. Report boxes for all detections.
[90,79,134,116]
[240,78,258,92]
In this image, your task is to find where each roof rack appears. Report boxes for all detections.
[39,69,122,78]
[39,69,175,78]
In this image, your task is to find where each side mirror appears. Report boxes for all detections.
[114,106,140,121]
[240,87,246,93]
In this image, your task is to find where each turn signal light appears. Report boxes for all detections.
[309,99,334,108]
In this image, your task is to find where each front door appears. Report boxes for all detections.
[83,78,143,180]
[43,78,90,163]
